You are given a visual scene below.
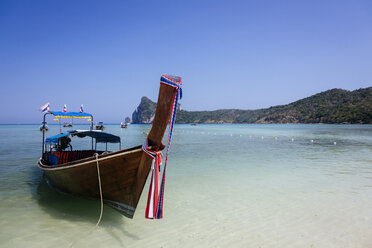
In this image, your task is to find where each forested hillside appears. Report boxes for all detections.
[132,87,372,124]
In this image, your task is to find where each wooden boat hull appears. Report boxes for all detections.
[38,146,154,218]
[38,75,182,218]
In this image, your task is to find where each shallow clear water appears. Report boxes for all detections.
[0,124,371,247]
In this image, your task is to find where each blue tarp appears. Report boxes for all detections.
[45,130,120,145]
[49,111,92,119]
[71,130,120,143]
[45,133,71,145]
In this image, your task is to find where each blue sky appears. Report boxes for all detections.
[0,0,371,123]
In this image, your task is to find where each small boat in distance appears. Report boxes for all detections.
[120,122,127,128]
[95,121,104,130]
[40,123,48,131]
[63,122,72,127]
[38,75,182,218]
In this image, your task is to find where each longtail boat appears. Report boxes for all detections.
[38,75,182,218]
[63,122,73,127]
[40,124,48,131]
[95,121,105,130]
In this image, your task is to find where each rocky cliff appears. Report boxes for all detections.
[131,96,156,124]
[132,87,372,124]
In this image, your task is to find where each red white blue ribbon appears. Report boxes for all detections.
[142,139,162,219]
[142,74,182,219]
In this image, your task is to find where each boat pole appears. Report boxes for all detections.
[42,112,50,156]
[90,114,94,150]
[42,114,46,155]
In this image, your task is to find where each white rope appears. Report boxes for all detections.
[95,153,104,227]
[69,153,104,247]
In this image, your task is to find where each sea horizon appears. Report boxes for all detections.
[1,122,371,125]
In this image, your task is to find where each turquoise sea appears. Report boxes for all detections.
[0,124,371,247]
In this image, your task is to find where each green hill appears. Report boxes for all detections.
[132,87,372,124]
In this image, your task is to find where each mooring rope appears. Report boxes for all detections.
[95,153,104,227]
[69,153,104,247]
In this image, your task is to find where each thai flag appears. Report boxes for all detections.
[40,102,50,113]
[62,104,67,112]
[79,104,84,113]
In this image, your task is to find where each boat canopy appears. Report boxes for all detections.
[49,111,92,119]
[45,133,70,145]
[70,130,120,143]
[45,130,120,145]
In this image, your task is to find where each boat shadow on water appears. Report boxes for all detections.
[30,168,139,242]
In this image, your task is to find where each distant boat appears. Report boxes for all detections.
[190,123,198,126]
[63,122,73,127]
[37,75,182,218]
[120,122,127,128]
[95,122,104,130]
[40,124,48,131]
